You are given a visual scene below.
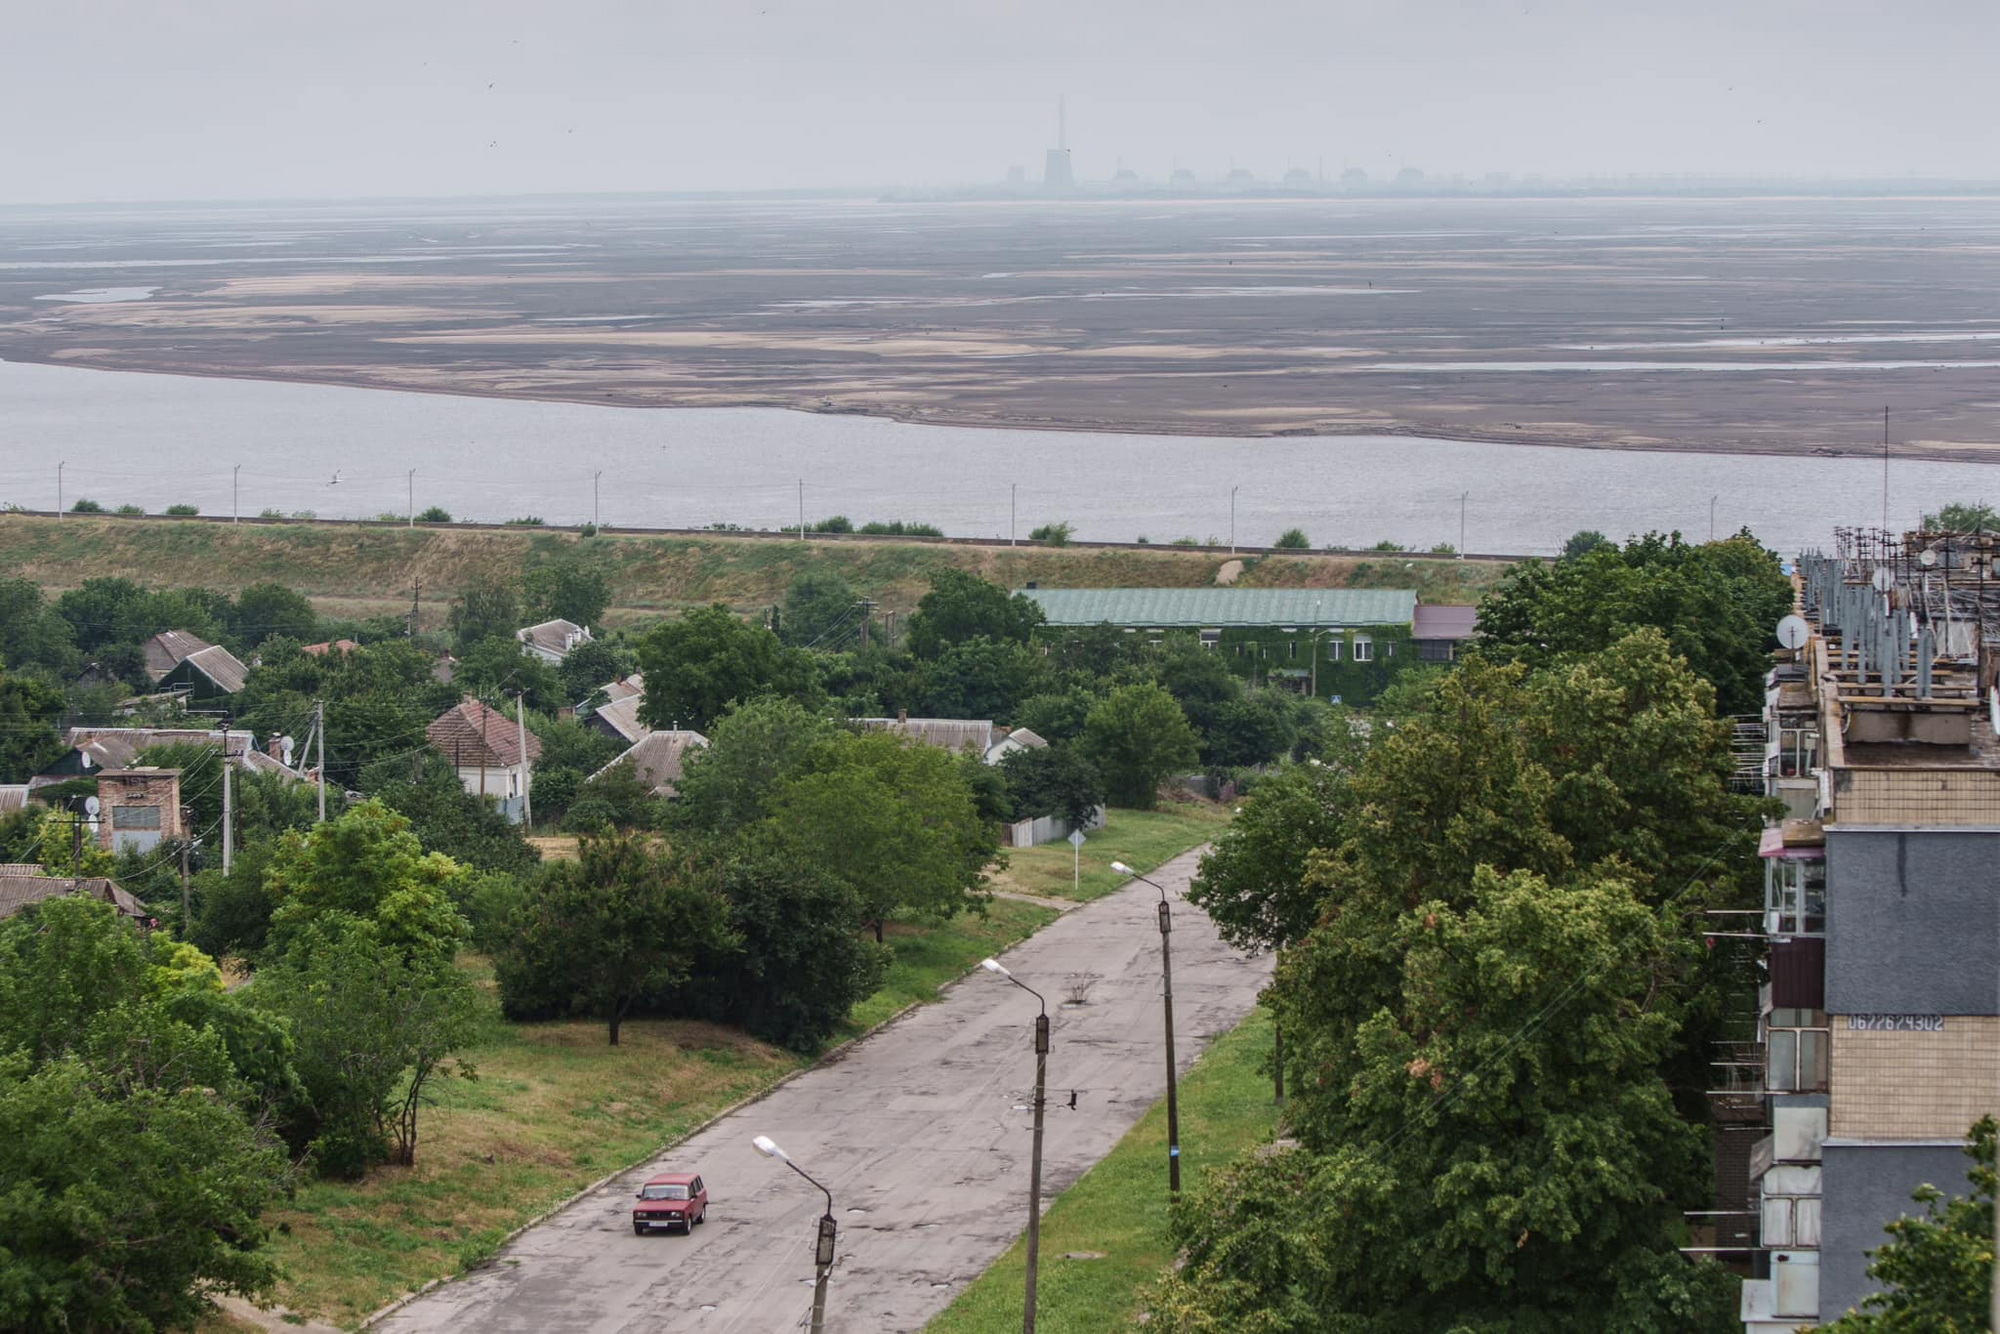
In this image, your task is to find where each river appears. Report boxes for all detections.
[2,359,1991,556]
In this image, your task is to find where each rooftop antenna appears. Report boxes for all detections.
[1882,405,1890,533]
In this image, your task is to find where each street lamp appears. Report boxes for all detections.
[752,1135,837,1334]
[980,958,1049,1334]
[1111,862,1181,1195]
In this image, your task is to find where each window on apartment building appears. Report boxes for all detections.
[1765,858,1827,936]
[1353,636,1374,662]
[1778,727,1819,779]
[1767,1008,1829,1093]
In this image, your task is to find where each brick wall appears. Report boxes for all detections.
[1829,1016,2000,1138]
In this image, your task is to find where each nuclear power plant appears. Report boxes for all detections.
[1043,96,1074,191]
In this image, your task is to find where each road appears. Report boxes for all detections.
[373,848,1271,1333]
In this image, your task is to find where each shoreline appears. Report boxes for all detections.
[11,352,1998,467]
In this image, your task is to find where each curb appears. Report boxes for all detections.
[354,1000,925,1331]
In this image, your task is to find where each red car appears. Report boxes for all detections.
[632,1172,707,1235]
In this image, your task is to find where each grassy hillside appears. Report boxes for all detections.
[0,514,1515,626]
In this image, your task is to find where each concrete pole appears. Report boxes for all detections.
[57,462,64,521]
[1011,482,1017,547]
[516,693,533,829]
[316,700,327,823]
[408,469,416,527]
[1230,486,1238,555]
[221,729,234,875]
[1026,1011,1049,1334]
[1159,896,1182,1195]
[233,465,240,524]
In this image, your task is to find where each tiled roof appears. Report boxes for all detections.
[0,876,148,921]
[64,727,251,772]
[0,786,31,816]
[427,698,544,769]
[1413,604,1481,640]
[601,673,645,702]
[302,639,360,657]
[517,619,592,657]
[178,644,250,694]
[593,730,709,796]
[853,718,997,754]
[1016,588,1418,629]
[143,630,215,682]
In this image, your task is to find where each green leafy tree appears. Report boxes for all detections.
[999,744,1105,827]
[904,568,1044,659]
[761,730,996,940]
[1028,521,1073,545]
[522,557,610,627]
[446,574,522,652]
[1474,530,1792,715]
[909,636,1051,721]
[358,753,538,875]
[561,759,663,833]
[262,799,471,967]
[678,852,890,1052]
[1273,527,1310,549]
[779,570,864,649]
[254,921,481,1174]
[1921,502,2000,533]
[455,634,565,710]
[231,581,319,648]
[1012,686,1101,743]
[1561,529,1615,560]
[0,579,80,680]
[1821,1118,1995,1331]
[1082,683,1200,808]
[1189,759,1352,957]
[0,672,65,783]
[634,604,822,733]
[1148,641,1244,742]
[669,696,837,834]
[558,636,634,703]
[496,833,733,1044]
[1204,691,1297,769]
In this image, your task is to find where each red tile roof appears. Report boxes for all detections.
[427,698,544,769]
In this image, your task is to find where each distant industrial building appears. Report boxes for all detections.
[1042,95,1074,191]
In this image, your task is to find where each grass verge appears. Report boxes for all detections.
[989,802,1232,904]
[923,1008,1279,1333]
[261,898,1061,1326]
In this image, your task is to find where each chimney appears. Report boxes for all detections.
[897,708,908,724]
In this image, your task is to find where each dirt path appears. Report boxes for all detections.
[370,847,1268,1333]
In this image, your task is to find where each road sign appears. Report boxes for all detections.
[1068,830,1086,848]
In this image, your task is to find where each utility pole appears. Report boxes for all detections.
[408,580,421,639]
[221,725,234,874]
[233,464,240,524]
[593,470,602,529]
[1459,492,1468,557]
[1709,495,1718,542]
[1230,486,1238,555]
[1882,405,1891,533]
[179,833,191,932]
[515,692,533,830]
[1027,1007,1049,1333]
[315,700,327,823]
[56,461,64,521]
[1011,483,1017,547]
[1114,863,1184,1195]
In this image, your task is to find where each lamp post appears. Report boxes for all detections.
[752,1135,837,1334]
[1111,862,1181,1196]
[980,958,1049,1334]
[1230,486,1239,555]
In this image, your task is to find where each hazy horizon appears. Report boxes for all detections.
[7,0,1998,206]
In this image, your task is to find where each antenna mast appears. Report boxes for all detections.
[1882,405,1890,533]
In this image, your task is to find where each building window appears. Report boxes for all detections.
[1288,640,1298,660]
[1384,641,1395,658]
[1353,636,1374,662]
[1200,628,1221,652]
[1765,859,1826,936]
[112,805,161,830]
[1325,639,1341,662]
[1767,1008,1829,1092]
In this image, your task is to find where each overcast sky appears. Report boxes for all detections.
[6,0,1996,204]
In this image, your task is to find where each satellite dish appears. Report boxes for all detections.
[1871,567,1894,592]
[83,796,101,816]
[1775,615,1810,650]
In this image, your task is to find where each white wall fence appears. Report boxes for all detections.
[1001,805,1107,849]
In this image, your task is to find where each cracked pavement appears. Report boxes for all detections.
[373,846,1271,1333]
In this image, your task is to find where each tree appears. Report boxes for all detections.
[231,581,319,648]
[558,636,633,703]
[1188,759,1351,958]
[1273,528,1310,549]
[455,634,565,709]
[760,730,996,940]
[262,799,471,967]
[779,570,863,649]
[904,569,1044,659]
[363,753,540,874]
[669,696,837,834]
[1204,691,1297,769]
[634,604,822,733]
[446,574,521,651]
[678,852,890,1052]
[1921,502,2000,533]
[909,636,1051,721]
[1082,683,1200,808]
[523,557,610,627]
[1013,686,1101,743]
[417,505,453,523]
[0,897,292,1328]
[1474,530,1793,715]
[255,921,481,1174]
[999,744,1105,828]
[0,579,79,680]
[1029,521,1073,545]
[496,834,733,1045]
[0,672,65,783]
[1820,1118,1995,1331]
[1561,529,1615,560]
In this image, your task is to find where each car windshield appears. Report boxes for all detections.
[641,1184,689,1201]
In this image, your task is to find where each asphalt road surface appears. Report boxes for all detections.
[374,847,1272,1333]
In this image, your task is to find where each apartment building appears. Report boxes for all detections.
[1736,527,2000,1329]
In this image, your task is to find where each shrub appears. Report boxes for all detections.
[417,506,452,523]
[258,508,286,519]
[1029,521,1073,546]
[1370,539,1407,552]
[505,516,545,526]
[114,504,145,516]
[1273,528,1310,549]
[69,499,105,514]
[810,515,854,533]
[164,503,199,516]
[857,520,943,537]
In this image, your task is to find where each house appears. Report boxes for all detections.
[35,727,308,789]
[142,630,215,683]
[301,639,360,657]
[851,715,1054,766]
[592,730,709,798]
[582,675,652,745]
[1016,586,1424,702]
[140,630,249,698]
[94,768,184,853]
[1412,604,1480,662]
[426,698,542,823]
[517,619,593,665]
[0,867,150,922]
[984,727,1049,766]
[0,786,28,818]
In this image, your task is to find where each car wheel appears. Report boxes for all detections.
[695,1208,706,1226]
[633,1224,645,1236]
